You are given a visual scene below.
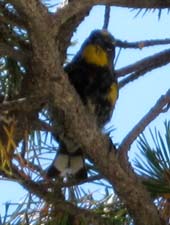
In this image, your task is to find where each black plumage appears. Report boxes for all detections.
[47,29,118,180]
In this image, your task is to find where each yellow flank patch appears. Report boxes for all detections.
[82,44,108,66]
[107,83,118,105]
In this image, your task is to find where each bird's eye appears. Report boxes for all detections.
[105,42,114,52]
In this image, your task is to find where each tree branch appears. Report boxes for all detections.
[116,49,170,89]
[13,1,163,222]
[31,120,53,132]
[0,96,46,112]
[9,0,170,12]
[49,65,162,225]
[103,5,110,29]
[8,166,109,225]
[116,38,170,49]
[54,0,170,31]
[56,8,91,64]
[7,0,47,21]
[118,89,170,170]
[2,1,167,224]
[116,49,170,78]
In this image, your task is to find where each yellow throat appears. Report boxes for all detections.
[82,44,108,66]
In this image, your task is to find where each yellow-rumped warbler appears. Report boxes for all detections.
[47,30,118,180]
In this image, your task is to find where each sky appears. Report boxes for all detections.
[67,6,170,156]
[0,3,170,219]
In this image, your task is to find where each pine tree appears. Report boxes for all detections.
[0,1,170,225]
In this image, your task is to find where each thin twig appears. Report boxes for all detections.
[32,120,53,132]
[115,38,170,49]
[8,166,108,225]
[63,175,104,187]
[13,154,45,176]
[103,5,110,29]
[118,89,170,170]
[114,47,122,67]
[0,96,46,112]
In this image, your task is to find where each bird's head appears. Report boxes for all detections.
[81,29,115,67]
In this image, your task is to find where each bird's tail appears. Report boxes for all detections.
[46,142,87,180]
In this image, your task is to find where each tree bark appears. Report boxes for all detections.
[1,0,169,224]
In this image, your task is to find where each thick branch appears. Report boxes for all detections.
[7,0,47,21]
[89,0,170,8]
[2,1,167,224]
[9,0,170,12]
[57,8,91,64]
[118,89,170,170]
[49,65,162,225]
[54,0,170,33]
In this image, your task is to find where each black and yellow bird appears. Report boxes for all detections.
[47,29,118,180]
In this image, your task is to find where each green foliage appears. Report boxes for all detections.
[0,1,29,100]
[5,58,23,99]
[132,8,170,20]
[96,194,131,225]
[134,121,170,197]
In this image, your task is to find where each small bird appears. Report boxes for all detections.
[47,29,118,180]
